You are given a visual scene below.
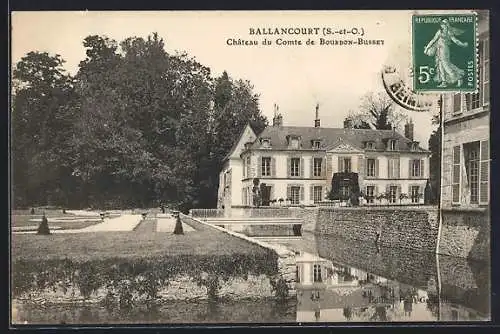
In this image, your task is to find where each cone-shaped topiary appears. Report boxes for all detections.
[30,208,35,215]
[173,216,184,235]
[37,214,51,235]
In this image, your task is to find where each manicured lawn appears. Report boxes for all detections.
[12,217,270,261]
[133,219,158,233]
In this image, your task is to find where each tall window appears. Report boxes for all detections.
[296,265,301,283]
[261,157,271,176]
[389,186,397,204]
[467,145,480,204]
[366,186,375,204]
[291,158,300,177]
[367,159,376,177]
[411,159,421,177]
[388,159,399,178]
[453,93,462,114]
[411,186,420,203]
[313,158,322,177]
[340,157,352,173]
[313,264,323,283]
[340,185,350,199]
[313,186,323,203]
[290,186,300,205]
[465,92,481,111]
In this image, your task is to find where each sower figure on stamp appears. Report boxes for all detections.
[424,18,469,88]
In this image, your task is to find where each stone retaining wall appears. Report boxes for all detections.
[181,214,297,297]
[438,209,490,262]
[316,207,439,253]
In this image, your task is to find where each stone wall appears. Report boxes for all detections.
[316,207,439,253]
[438,209,490,262]
[182,214,297,297]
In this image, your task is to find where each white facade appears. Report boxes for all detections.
[218,123,431,208]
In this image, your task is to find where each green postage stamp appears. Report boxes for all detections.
[412,13,478,92]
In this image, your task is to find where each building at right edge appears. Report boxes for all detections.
[441,11,489,209]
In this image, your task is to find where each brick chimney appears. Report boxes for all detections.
[272,104,283,127]
[404,119,414,141]
[314,103,320,128]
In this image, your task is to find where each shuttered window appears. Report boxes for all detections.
[453,94,462,114]
[366,158,376,177]
[452,145,461,204]
[388,158,400,178]
[313,158,322,177]
[479,140,489,204]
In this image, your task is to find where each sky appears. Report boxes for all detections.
[11,10,471,148]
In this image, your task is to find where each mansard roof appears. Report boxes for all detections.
[246,126,429,153]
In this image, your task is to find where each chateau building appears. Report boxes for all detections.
[440,11,489,209]
[217,105,431,209]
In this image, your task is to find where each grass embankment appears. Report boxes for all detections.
[12,216,279,303]
[133,219,158,233]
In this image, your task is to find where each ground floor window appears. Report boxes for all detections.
[296,265,301,283]
[411,186,420,203]
[340,185,350,199]
[389,186,397,204]
[313,264,323,283]
[466,144,480,204]
[313,186,323,203]
[290,186,300,205]
[366,186,375,203]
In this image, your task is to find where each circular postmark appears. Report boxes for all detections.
[381,65,436,112]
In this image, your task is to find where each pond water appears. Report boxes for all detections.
[12,231,490,324]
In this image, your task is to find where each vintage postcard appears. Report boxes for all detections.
[10,10,490,326]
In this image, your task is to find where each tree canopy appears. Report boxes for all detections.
[11,33,268,212]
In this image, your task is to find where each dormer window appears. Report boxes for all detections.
[388,139,397,151]
[312,140,321,149]
[287,135,301,149]
[411,142,419,151]
[365,141,375,150]
[260,138,271,148]
[244,142,253,150]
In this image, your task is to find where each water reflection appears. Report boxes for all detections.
[279,232,490,322]
[12,230,490,324]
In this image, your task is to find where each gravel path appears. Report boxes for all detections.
[14,214,142,234]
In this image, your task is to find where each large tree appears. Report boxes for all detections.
[11,51,75,207]
[12,33,268,211]
[345,91,407,130]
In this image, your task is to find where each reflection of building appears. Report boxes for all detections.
[218,106,430,209]
[440,11,490,209]
[295,252,402,322]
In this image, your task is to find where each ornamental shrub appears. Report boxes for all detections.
[37,215,51,235]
